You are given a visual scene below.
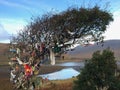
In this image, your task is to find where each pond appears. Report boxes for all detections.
[38,61,120,80]
[38,62,85,80]
[38,68,80,80]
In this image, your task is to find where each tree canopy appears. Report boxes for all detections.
[11,6,113,53]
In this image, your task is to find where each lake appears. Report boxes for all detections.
[38,61,120,80]
[38,62,84,80]
[38,68,80,80]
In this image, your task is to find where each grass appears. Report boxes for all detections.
[0,62,9,66]
[0,55,9,66]
[38,78,76,90]
[0,78,13,90]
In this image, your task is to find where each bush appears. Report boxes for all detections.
[73,48,120,90]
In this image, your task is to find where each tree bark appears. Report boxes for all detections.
[50,48,55,65]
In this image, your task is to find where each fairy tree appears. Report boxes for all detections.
[11,5,113,64]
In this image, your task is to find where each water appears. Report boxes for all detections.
[38,61,120,80]
[38,68,80,80]
[38,62,84,80]
[56,62,85,67]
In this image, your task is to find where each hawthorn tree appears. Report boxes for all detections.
[73,48,120,90]
[11,6,113,64]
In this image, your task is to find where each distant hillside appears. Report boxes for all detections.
[0,40,120,61]
[0,43,9,54]
[66,40,120,60]
[0,43,9,64]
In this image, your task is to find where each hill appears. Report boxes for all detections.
[0,43,9,65]
[0,43,9,54]
[0,40,120,61]
[66,40,120,60]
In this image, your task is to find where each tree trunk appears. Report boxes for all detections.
[50,48,55,65]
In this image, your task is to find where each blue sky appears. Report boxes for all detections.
[0,0,120,43]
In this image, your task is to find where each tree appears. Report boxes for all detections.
[11,5,113,64]
[73,48,120,90]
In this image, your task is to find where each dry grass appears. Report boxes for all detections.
[0,78,13,90]
[39,78,76,90]
[0,43,9,54]
[0,54,9,66]
[39,65,66,74]
[0,43,9,66]
[0,43,13,90]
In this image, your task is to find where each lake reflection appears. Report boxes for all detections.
[38,68,80,80]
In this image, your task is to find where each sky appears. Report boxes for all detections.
[0,0,120,43]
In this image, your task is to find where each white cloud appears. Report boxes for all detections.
[0,0,53,15]
[20,0,53,14]
[0,18,28,43]
[0,18,27,35]
[0,23,10,41]
[0,0,31,11]
[22,0,52,10]
[104,11,120,40]
[113,10,120,17]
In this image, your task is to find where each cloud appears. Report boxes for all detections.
[104,11,120,40]
[0,23,10,41]
[22,0,51,9]
[0,0,52,19]
[113,10,120,17]
[0,18,27,35]
[0,18,28,43]
[0,0,52,15]
[21,0,53,13]
[0,0,35,12]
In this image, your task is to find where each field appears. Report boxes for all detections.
[39,78,75,90]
